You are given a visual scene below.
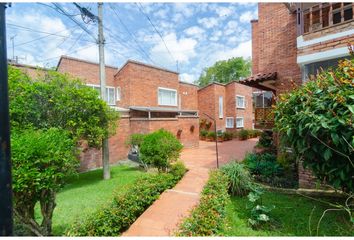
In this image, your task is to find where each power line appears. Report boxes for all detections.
[108,4,157,65]
[6,23,94,43]
[51,3,97,42]
[135,3,176,67]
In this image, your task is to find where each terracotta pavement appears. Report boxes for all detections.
[122,138,258,236]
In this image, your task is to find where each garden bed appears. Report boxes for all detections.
[223,191,353,236]
[32,165,145,236]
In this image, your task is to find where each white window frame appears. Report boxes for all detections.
[158,87,177,106]
[236,117,244,128]
[226,117,234,128]
[236,95,245,109]
[116,87,121,101]
[86,84,116,106]
[219,96,223,119]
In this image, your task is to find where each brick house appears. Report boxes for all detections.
[239,3,353,187]
[57,56,199,171]
[198,82,253,132]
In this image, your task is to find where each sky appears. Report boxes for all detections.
[5,2,258,83]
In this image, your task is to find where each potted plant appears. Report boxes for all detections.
[200,129,208,140]
[206,131,216,141]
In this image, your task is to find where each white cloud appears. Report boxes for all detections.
[184,26,205,40]
[198,17,218,29]
[180,73,196,83]
[214,6,233,17]
[239,10,258,23]
[154,7,169,19]
[150,32,197,66]
[213,40,252,62]
[173,3,195,18]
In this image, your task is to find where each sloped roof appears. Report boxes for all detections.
[239,72,277,92]
[115,59,179,76]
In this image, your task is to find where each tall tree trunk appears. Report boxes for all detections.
[40,189,56,236]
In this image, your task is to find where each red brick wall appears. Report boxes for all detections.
[11,64,47,79]
[251,20,259,75]
[130,117,199,148]
[179,82,199,110]
[254,3,301,94]
[57,57,117,86]
[234,82,253,129]
[79,117,130,172]
[198,84,217,129]
[115,62,180,108]
[298,34,354,56]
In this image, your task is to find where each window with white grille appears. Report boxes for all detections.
[226,117,234,128]
[236,95,245,108]
[236,117,244,128]
[158,87,177,106]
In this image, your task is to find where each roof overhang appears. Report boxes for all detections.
[129,106,197,113]
[239,72,277,93]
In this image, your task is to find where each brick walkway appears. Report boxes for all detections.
[123,138,258,236]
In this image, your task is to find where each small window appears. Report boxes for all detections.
[236,117,244,128]
[87,84,116,105]
[226,117,234,128]
[116,87,121,101]
[219,96,223,119]
[236,95,245,108]
[106,87,115,105]
[158,87,177,106]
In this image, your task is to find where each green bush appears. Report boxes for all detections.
[274,52,354,192]
[177,170,229,236]
[221,161,254,196]
[11,128,79,236]
[238,129,249,140]
[222,132,233,141]
[244,153,283,182]
[200,129,208,137]
[139,129,183,171]
[169,161,188,181]
[126,133,146,147]
[207,131,216,140]
[68,163,186,236]
[256,131,273,148]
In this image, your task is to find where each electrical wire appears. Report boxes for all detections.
[135,2,176,65]
[108,4,157,65]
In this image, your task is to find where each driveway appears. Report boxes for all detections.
[123,138,258,236]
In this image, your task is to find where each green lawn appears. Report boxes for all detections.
[223,191,354,236]
[35,164,144,235]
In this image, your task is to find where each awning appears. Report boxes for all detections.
[239,72,277,92]
[129,106,198,113]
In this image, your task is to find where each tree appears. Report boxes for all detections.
[274,48,354,193]
[196,57,251,87]
[12,128,78,236]
[8,66,119,147]
[8,66,119,235]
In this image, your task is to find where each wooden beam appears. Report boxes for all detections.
[319,3,323,28]
[329,3,333,26]
[309,7,313,32]
[341,2,344,23]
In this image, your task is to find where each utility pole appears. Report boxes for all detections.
[97,2,110,180]
[0,3,13,236]
[10,35,15,61]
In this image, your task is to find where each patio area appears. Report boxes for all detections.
[123,138,258,236]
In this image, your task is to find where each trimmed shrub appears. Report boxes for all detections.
[256,131,273,148]
[139,129,183,171]
[221,161,254,196]
[244,153,282,179]
[125,133,146,148]
[67,163,187,236]
[207,131,216,140]
[177,170,229,236]
[238,129,249,140]
[200,129,208,138]
[222,132,233,141]
[273,50,354,192]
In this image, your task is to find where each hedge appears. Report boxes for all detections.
[67,162,186,236]
[176,170,229,236]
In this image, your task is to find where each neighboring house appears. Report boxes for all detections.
[239,2,354,188]
[57,56,199,171]
[9,61,48,79]
[198,82,253,132]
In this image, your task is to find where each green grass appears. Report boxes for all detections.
[35,164,144,235]
[223,191,354,236]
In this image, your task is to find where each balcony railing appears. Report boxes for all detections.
[298,3,354,35]
[254,108,274,130]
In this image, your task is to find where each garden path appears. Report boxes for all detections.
[123,138,258,236]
